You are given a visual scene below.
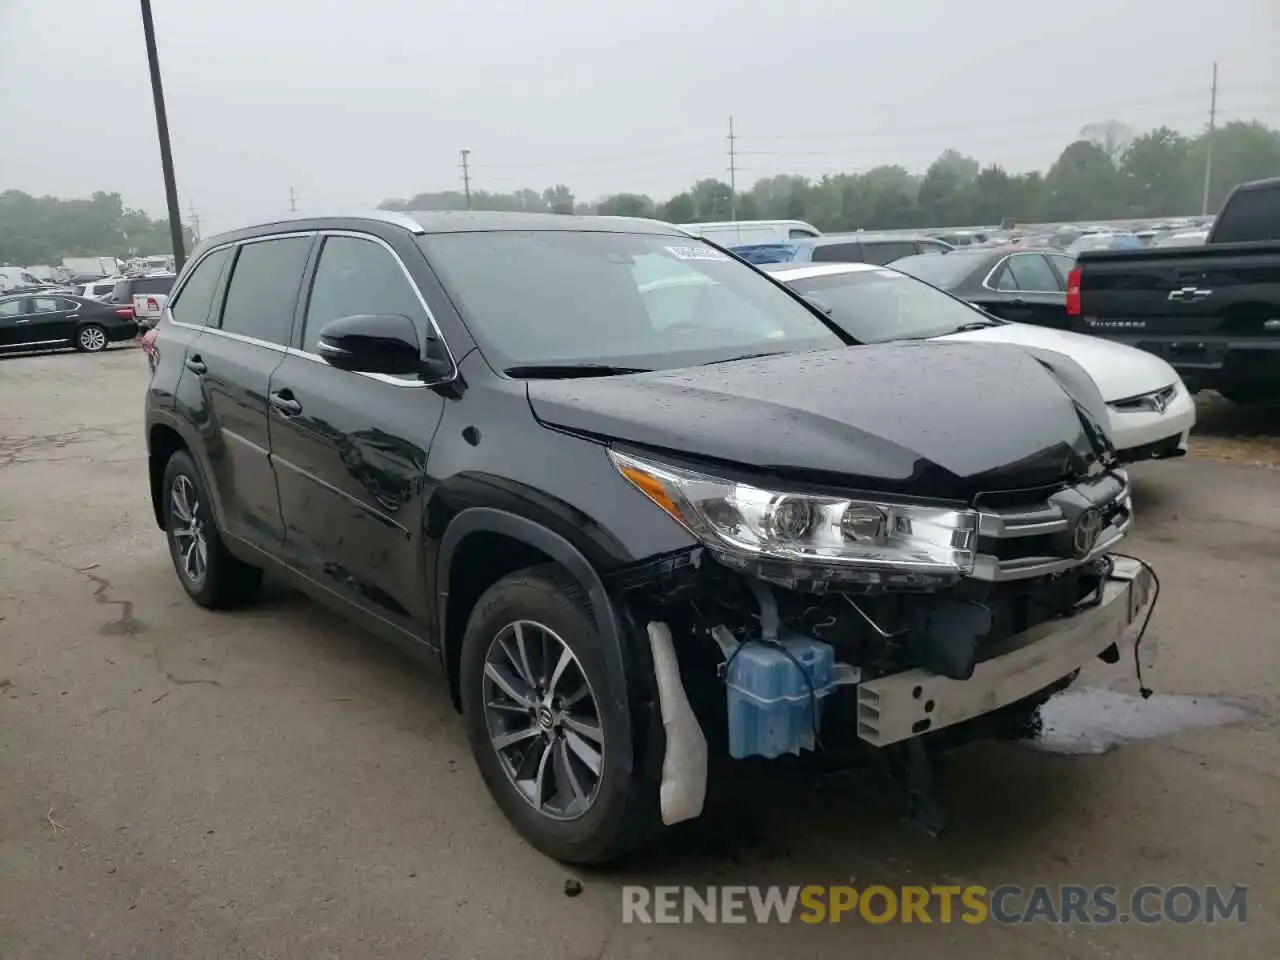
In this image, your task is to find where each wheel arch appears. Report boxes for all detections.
[147,413,227,532]
[436,507,638,780]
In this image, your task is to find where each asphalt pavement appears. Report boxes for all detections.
[1,346,1276,959]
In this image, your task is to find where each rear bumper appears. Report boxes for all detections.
[854,556,1154,747]
[1086,334,1280,391]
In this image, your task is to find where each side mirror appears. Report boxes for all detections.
[316,314,450,380]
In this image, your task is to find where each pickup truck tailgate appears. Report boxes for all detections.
[1076,244,1280,384]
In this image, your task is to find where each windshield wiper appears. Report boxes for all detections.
[701,351,788,365]
[951,319,1004,332]
[503,363,652,379]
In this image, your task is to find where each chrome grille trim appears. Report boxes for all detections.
[971,471,1132,582]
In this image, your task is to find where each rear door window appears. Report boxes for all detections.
[169,248,232,326]
[811,242,864,263]
[218,236,312,345]
[861,241,920,264]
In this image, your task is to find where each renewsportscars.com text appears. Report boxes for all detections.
[621,884,1249,925]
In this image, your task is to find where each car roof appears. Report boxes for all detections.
[204,210,688,246]
[760,262,886,281]
[800,232,937,246]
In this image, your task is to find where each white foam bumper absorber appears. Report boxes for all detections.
[647,621,708,826]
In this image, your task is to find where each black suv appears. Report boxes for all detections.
[145,211,1153,864]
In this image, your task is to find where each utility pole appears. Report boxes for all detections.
[460,150,472,210]
[727,115,738,221]
[289,185,298,213]
[187,199,201,242]
[1201,61,1218,216]
[139,0,187,271]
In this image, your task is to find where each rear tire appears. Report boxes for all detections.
[459,565,657,864]
[74,323,108,353]
[162,450,263,609]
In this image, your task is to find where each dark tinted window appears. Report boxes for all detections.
[170,248,231,326]
[1001,254,1060,292]
[132,275,175,295]
[789,227,820,238]
[218,237,311,344]
[917,239,953,255]
[891,252,983,288]
[811,242,864,263]
[32,297,63,313]
[861,241,920,265]
[0,299,21,316]
[1210,182,1280,243]
[303,236,428,355]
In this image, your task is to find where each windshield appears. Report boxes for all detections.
[418,231,845,372]
[890,252,983,289]
[783,267,997,343]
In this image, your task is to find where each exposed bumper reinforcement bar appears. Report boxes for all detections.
[855,556,1156,747]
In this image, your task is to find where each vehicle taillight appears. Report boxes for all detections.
[116,307,134,319]
[1066,266,1082,316]
[146,297,160,311]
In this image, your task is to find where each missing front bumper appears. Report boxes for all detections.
[855,556,1155,747]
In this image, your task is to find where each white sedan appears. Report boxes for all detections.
[762,262,1196,462]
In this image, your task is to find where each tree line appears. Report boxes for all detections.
[4,119,1276,267]
[382,119,1280,231]
[0,189,195,267]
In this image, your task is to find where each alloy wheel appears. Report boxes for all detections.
[79,326,107,351]
[482,619,605,821]
[169,474,208,587]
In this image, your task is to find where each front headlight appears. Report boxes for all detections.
[609,449,978,582]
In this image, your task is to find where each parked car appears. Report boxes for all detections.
[677,219,822,245]
[1072,177,1280,404]
[1153,229,1209,248]
[74,277,125,300]
[1067,232,1144,255]
[0,292,138,353]
[890,246,1078,329]
[732,233,954,266]
[144,210,1155,864]
[762,262,1195,461]
[105,272,176,328]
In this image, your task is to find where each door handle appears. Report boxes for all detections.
[1008,297,1026,306]
[185,356,207,374]
[269,391,303,417]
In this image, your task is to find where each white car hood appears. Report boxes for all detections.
[933,323,1179,402]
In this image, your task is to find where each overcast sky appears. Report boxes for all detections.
[1,0,1275,234]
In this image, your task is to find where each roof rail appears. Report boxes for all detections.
[227,209,428,235]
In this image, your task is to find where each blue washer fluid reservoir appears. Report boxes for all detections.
[725,633,838,759]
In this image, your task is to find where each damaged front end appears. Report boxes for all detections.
[607,449,1157,828]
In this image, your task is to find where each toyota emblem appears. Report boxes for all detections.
[1072,508,1103,558]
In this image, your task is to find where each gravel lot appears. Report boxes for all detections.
[1,345,1276,959]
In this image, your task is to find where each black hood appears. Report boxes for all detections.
[526,342,1109,500]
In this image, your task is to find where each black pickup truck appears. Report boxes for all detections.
[1068,177,1280,403]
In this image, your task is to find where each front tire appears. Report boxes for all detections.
[459,566,656,864]
[74,323,108,353]
[162,450,263,609]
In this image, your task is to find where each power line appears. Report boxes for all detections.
[1202,62,1219,216]
[460,149,472,209]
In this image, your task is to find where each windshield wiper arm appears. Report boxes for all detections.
[701,350,788,365]
[952,319,1004,332]
[503,363,652,379]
